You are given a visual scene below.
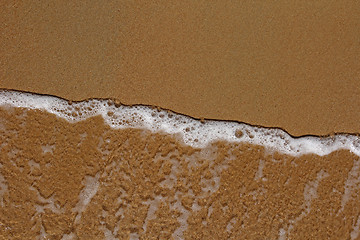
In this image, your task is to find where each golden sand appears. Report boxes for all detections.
[1,1,360,135]
[1,1,360,239]
[1,106,359,239]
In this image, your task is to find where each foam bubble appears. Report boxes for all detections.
[0,90,359,156]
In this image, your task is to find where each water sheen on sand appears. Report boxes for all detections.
[1,91,360,239]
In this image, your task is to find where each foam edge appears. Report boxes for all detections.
[0,90,359,157]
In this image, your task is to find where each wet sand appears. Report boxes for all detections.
[1,106,360,239]
[1,1,360,135]
[1,1,360,239]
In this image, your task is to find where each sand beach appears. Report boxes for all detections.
[1,1,360,239]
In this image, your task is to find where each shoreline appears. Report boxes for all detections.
[1,1,360,238]
[1,89,359,157]
[1,105,360,239]
[1,1,360,137]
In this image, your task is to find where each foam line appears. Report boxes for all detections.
[0,90,359,156]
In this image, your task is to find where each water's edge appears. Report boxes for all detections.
[0,89,359,156]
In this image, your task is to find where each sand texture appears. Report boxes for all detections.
[1,0,360,136]
[1,106,360,239]
[1,1,360,239]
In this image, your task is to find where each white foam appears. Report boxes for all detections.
[1,90,359,156]
[72,173,100,224]
[41,144,55,154]
[351,215,360,240]
[61,232,76,240]
[339,159,360,213]
[254,159,265,181]
[0,171,8,207]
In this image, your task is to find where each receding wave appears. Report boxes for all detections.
[1,90,360,239]
[0,90,359,156]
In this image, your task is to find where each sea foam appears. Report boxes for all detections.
[0,90,359,157]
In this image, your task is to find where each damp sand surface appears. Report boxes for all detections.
[1,93,360,239]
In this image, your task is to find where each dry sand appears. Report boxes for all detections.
[1,1,360,239]
[1,0,360,136]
